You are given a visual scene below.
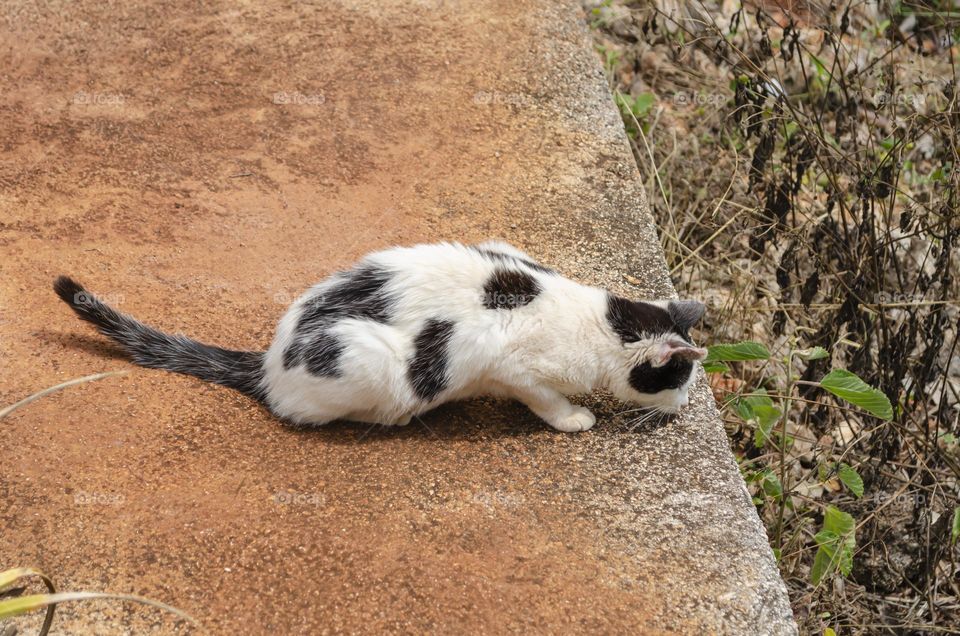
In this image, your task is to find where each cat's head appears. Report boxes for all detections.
[604,296,707,414]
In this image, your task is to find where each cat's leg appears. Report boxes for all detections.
[510,385,596,432]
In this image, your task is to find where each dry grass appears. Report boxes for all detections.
[590,0,960,632]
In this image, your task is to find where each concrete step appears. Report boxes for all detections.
[0,0,796,633]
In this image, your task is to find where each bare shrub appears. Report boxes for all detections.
[591,1,959,632]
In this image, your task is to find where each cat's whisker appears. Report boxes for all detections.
[413,414,437,438]
[616,405,660,417]
[618,405,662,428]
[624,412,654,429]
[356,421,381,442]
[626,407,671,432]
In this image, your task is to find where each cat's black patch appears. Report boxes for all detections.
[297,265,394,327]
[606,295,675,343]
[471,246,555,274]
[284,265,394,373]
[408,318,455,401]
[629,358,694,394]
[302,331,346,377]
[482,268,541,310]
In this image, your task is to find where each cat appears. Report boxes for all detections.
[53,240,707,432]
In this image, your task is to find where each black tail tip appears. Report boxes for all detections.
[54,275,87,306]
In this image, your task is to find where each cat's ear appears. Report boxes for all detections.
[668,300,705,330]
[655,339,708,366]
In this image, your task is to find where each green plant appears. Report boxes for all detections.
[0,567,199,635]
[594,0,959,630]
[811,506,857,586]
[614,90,655,138]
[588,0,615,29]
[595,44,621,81]
[707,340,891,585]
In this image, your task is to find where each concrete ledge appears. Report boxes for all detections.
[495,3,800,633]
[0,0,796,633]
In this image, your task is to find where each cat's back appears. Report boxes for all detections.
[361,241,548,322]
[367,241,491,287]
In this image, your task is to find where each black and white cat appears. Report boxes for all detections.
[54,241,707,432]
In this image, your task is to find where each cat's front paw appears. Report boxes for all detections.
[550,407,596,433]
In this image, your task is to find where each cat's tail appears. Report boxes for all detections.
[53,276,267,402]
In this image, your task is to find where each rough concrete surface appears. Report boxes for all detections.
[0,0,797,633]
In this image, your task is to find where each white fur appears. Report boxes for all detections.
[260,241,701,432]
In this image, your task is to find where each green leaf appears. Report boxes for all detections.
[0,568,32,591]
[812,507,857,584]
[817,463,829,482]
[823,506,855,535]
[752,404,782,448]
[701,361,729,374]
[824,628,837,636]
[733,390,783,448]
[824,507,856,576]
[837,544,854,576]
[615,92,656,121]
[0,567,58,633]
[705,341,771,363]
[0,594,51,619]
[838,464,864,498]
[0,592,199,625]
[819,369,893,420]
[809,52,832,82]
[0,568,54,593]
[815,529,839,547]
[795,346,829,361]
[733,397,755,422]
[632,92,656,118]
[811,544,833,585]
[952,507,960,545]
[761,470,782,500]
